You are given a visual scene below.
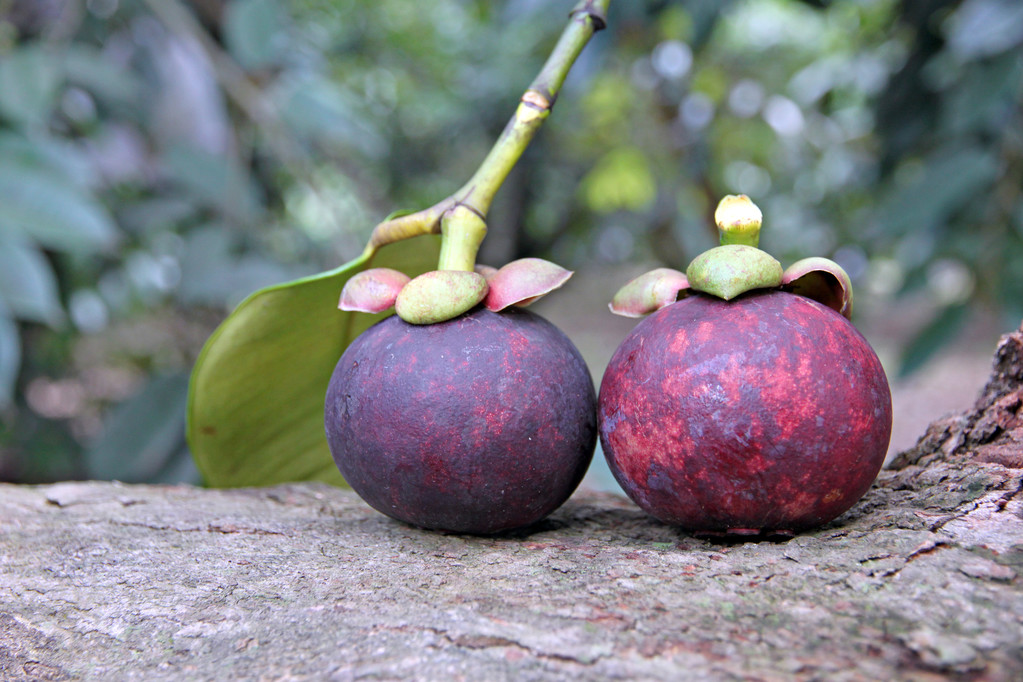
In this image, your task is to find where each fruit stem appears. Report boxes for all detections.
[364,201,453,257]
[715,195,763,248]
[453,1,608,216]
[437,206,487,271]
[361,0,610,264]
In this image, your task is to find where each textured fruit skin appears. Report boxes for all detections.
[598,291,892,533]
[325,307,596,534]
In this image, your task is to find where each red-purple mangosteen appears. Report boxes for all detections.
[599,195,892,535]
[326,244,595,535]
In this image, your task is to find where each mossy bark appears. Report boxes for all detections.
[4,328,1023,680]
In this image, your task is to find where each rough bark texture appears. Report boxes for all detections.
[4,330,1023,680]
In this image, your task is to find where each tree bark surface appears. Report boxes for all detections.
[4,330,1023,681]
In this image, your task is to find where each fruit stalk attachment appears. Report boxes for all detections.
[609,194,853,319]
[341,0,611,324]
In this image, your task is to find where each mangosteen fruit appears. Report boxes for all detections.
[318,18,610,533]
[325,305,596,535]
[599,195,892,535]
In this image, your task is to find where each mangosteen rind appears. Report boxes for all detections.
[325,306,597,534]
[598,291,892,533]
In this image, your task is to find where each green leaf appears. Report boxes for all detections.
[877,145,1000,240]
[580,146,657,214]
[63,45,143,108]
[187,234,441,487]
[946,0,1023,60]
[940,52,1023,136]
[225,0,289,70]
[118,196,199,235]
[177,226,307,307]
[383,209,416,221]
[0,235,65,327]
[0,164,120,254]
[0,303,20,408]
[160,145,264,223]
[898,303,969,377]
[86,373,191,482]
[0,44,62,129]
[274,76,387,158]
[0,132,93,188]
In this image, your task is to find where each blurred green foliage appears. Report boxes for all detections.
[0,0,1020,483]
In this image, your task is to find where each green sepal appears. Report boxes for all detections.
[395,270,488,324]
[686,245,783,301]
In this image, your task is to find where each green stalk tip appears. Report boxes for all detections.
[715,195,763,247]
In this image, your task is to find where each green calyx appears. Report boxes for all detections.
[395,207,490,324]
[605,193,855,319]
[685,195,782,300]
[608,194,855,318]
[686,244,783,301]
[396,270,488,325]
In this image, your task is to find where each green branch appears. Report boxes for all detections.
[363,0,610,267]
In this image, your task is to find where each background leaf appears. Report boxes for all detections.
[187,235,441,488]
[0,132,93,188]
[898,303,970,378]
[0,235,65,327]
[225,0,289,70]
[0,303,20,408]
[62,45,144,108]
[177,226,307,307]
[0,44,62,129]
[876,145,1000,240]
[946,0,1023,60]
[274,76,387,158]
[0,164,119,254]
[85,373,195,483]
[160,145,264,223]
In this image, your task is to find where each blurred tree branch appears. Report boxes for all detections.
[142,0,366,255]
[185,0,227,29]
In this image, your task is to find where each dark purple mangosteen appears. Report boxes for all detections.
[312,7,609,535]
[599,195,892,535]
[325,305,596,535]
